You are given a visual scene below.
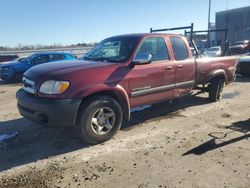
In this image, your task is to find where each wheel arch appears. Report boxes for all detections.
[76,85,130,123]
[203,69,228,85]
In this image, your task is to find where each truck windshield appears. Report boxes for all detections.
[84,36,139,63]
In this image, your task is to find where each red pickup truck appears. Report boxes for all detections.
[16,33,237,144]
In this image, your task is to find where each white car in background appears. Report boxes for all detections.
[204,46,222,57]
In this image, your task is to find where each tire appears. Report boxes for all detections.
[76,96,123,144]
[209,78,225,102]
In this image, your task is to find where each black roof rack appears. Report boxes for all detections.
[184,27,228,43]
[150,23,194,41]
[150,23,201,57]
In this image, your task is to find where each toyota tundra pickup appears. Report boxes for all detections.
[16,33,237,144]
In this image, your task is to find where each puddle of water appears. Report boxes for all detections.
[223,92,240,99]
[0,132,18,142]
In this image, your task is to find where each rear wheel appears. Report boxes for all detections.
[76,96,123,144]
[209,78,225,102]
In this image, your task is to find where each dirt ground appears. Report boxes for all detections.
[0,76,249,188]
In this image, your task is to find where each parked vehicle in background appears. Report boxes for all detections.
[230,40,250,55]
[0,52,76,82]
[0,55,19,63]
[17,33,237,144]
[237,54,250,76]
[203,46,222,57]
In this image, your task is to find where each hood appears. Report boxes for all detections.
[0,60,13,65]
[24,60,119,80]
[239,56,250,62]
[0,60,22,68]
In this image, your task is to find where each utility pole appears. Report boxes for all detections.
[207,0,211,48]
[83,27,88,45]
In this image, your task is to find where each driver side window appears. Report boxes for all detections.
[33,55,50,65]
[135,37,170,62]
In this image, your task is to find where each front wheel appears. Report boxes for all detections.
[76,96,123,144]
[209,78,225,102]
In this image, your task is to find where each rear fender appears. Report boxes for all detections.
[203,69,228,84]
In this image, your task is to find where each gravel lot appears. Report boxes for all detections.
[0,76,249,188]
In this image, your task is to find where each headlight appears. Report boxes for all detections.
[39,80,70,94]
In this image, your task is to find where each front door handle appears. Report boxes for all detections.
[165,66,172,70]
[177,64,183,69]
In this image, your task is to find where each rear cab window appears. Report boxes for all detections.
[135,37,170,62]
[169,37,189,61]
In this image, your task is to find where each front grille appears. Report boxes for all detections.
[22,77,36,94]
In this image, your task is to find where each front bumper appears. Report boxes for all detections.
[0,68,15,80]
[16,89,81,126]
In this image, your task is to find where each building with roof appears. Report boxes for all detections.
[216,6,250,44]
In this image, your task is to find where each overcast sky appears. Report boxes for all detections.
[0,0,250,47]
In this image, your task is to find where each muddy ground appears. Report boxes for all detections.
[0,76,249,188]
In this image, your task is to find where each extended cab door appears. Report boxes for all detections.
[169,36,196,97]
[127,37,175,108]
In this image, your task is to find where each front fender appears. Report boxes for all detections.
[13,65,30,73]
[75,84,131,121]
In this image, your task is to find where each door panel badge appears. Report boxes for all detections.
[131,85,151,92]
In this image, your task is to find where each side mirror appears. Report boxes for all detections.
[132,53,152,65]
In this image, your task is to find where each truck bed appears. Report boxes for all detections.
[195,56,237,86]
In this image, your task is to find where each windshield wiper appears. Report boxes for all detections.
[85,56,110,62]
[84,56,104,61]
[84,56,123,63]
